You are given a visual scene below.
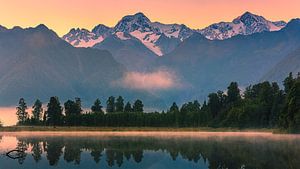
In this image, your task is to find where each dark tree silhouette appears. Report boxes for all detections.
[46,97,63,126]
[31,99,43,124]
[16,98,28,125]
[133,99,144,113]
[106,96,115,113]
[115,96,124,112]
[91,99,103,113]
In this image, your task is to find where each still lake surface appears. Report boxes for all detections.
[0,132,299,169]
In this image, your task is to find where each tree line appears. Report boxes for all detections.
[15,73,300,132]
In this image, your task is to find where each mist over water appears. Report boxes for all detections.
[0,132,300,169]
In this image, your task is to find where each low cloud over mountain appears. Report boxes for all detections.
[113,69,182,91]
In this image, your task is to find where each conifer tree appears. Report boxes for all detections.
[91,99,103,113]
[124,102,133,113]
[115,96,124,112]
[32,99,43,123]
[46,97,63,126]
[106,96,115,113]
[16,98,28,125]
[133,99,144,112]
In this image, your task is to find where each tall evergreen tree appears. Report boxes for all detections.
[32,99,43,123]
[286,80,300,131]
[64,100,82,116]
[91,99,103,113]
[115,96,124,112]
[283,72,295,93]
[75,97,82,113]
[208,93,222,118]
[269,83,285,127]
[106,96,115,113]
[170,102,180,126]
[124,102,133,113]
[133,100,144,112]
[46,97,63,126]
[227,82,241,104]
[64,99,82,126]
[16,98,28,125]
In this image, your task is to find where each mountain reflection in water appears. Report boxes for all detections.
[0,133,299,169]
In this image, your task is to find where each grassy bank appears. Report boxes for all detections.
[0,126,276,133]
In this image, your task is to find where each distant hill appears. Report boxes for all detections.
[93,33,157,71]
[262,46,300,82]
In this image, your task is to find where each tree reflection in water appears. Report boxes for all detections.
[12,136,300,169]
[15,140,28,164]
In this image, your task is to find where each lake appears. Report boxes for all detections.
[0,132,299,169]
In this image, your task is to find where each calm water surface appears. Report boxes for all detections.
[0,132,299,169]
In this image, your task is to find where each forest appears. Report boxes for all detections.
[15,73,300,132]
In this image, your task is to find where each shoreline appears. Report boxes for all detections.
[1,130,300,141]
[0,126,278,133]
[1,127,299,140]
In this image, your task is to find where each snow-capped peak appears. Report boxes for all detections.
[114,12,153,33]
[92,24,112,36]
[233,11,261,24]
[112,12,194,55]
[199,11,287,40]
[151,22,194,40]
[62,28,104,47]
[62,12,195,55]
[62,11,287,55]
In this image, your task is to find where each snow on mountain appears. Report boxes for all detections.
[114,12,153,33]
[199,12,287,40]
[62,11,287,55]
[113,13,164,55]
[130,30,163,56]
[92,24,112,36]
[62,24,112,48]
[62,12,194,56]
[112,12,194,55]
[151,22,194,40]
[115,32,131,40]
[62,28,104,47]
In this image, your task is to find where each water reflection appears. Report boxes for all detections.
[0,134,300,169]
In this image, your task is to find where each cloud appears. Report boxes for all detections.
[113,69,181,91]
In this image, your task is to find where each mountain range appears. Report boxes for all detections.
[0,12,299,109]
[63,12,286,55]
